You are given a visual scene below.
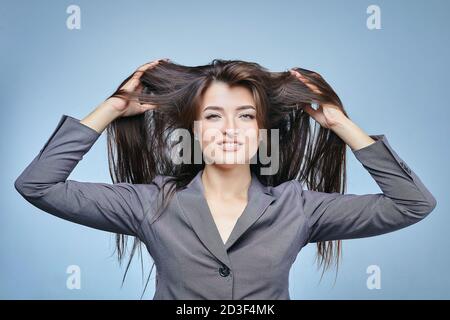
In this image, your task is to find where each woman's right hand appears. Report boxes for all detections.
[105,58,169,118]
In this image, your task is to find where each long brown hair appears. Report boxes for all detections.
[106,59,349,297]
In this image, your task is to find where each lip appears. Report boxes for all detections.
[217,140,244,145]
[217,141,243,152]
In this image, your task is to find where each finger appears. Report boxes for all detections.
[124,70,147,92]
[122,77,141,92]
[132,59,164,84]
[121,58,169,99]
[141,103,157,111]
[291,69,310,84]
[131,70,144,80]
[137,58,169,72]
[291,69,310,83]
[136,62,157,72]
[290,69,308,81]
[303,104,318,117]
[309,87,322,95]
[132,99,157,112]
[134,57,169,83]
[292,71,322,94]
[136,60,161,71]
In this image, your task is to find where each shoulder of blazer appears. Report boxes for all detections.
[267,178,301,199]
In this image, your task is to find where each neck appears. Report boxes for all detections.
[201,165,252,200]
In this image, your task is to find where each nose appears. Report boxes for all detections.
[224,128,239,138]
[223,116,239,137]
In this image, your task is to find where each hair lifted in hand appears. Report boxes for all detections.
[106,58,349,297]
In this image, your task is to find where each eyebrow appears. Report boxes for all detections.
[203,105,256,112]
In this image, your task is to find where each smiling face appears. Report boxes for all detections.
[194,81,260,167]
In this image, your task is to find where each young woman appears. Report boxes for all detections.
[14,58,437,300]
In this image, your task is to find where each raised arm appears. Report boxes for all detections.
[288,68,437,243]
[293,133,437,243]
[13,112,166,237]
[14,59,168,237]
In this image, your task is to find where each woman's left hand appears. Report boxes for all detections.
[289,69,347,129]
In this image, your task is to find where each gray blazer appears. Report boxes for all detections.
[14,114,437,300]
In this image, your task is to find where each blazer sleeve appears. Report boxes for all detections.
[292,134,437,243]
[14,114,161,238]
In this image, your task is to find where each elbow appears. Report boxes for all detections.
[14,176,44,199]
[425,194,437,215]
[393,192,438,222]
[14,176,32,199]
[411,194,438,219]
[14,176,26,197]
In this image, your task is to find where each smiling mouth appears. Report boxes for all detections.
[217,141,243,151]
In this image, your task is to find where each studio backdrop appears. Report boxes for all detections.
[1,0,448,299]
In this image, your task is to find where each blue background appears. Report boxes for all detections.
[1,0,448,299]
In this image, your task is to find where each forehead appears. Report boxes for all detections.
[199,81,255,111]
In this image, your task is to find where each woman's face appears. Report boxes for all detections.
[194,81,260,167]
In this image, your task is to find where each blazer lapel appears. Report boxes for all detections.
[176,169,276,269]
[224,172,276,250]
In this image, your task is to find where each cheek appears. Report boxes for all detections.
[243,122,260,145]
[243,126,259,147]
[197,121,222,147]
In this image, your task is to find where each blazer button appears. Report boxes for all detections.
[219,265,230,277]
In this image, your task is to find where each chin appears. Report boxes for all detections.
[211,163,246,170]
[207,152,256,166]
